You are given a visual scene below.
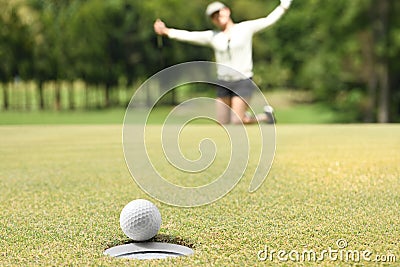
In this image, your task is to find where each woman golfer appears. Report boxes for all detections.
[154,0,292,124]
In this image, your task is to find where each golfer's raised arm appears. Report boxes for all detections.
[154,19,213,46]
[247,0,292,33]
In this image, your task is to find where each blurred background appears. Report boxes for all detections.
[0,0,399,123]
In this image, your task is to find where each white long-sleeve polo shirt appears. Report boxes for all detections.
[167,5,286,81]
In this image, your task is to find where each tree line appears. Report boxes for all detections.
[0,0,399,122]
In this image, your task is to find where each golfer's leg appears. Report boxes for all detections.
[216,97,231,124]
[230,96,253,124]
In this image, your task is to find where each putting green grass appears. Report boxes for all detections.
[1,124,399,266]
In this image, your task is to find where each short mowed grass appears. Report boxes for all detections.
[1,123,399,266]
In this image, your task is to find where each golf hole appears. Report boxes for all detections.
[104,242,194,260]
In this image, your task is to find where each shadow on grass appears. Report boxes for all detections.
[106,234,195,250]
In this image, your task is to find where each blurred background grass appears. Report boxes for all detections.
[0,90,344,125]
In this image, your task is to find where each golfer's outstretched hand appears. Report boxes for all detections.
[154,19,169,36]
[280,0,292,10]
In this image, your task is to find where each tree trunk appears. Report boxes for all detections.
[359,30,377,122]
[24,82,29,111]
[373,0,390,123]
[38,81,45,110]
[3,84,9,110]
[85,83,89,109]
[366,74,377,123]
[377,65,390,123]
[69,82,75,110]
[105,84,110,108]
[55,82,61,110]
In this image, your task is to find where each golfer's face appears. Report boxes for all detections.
[211,7,231,29]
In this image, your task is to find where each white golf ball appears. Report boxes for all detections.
[120,199,162,241]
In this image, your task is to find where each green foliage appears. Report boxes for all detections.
[0,0,399,121]
[0,1,32,81]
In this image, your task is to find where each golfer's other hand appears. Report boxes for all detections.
[154,19,169,36]
[280,0,292,10]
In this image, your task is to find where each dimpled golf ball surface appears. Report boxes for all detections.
[120,199,162,241]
